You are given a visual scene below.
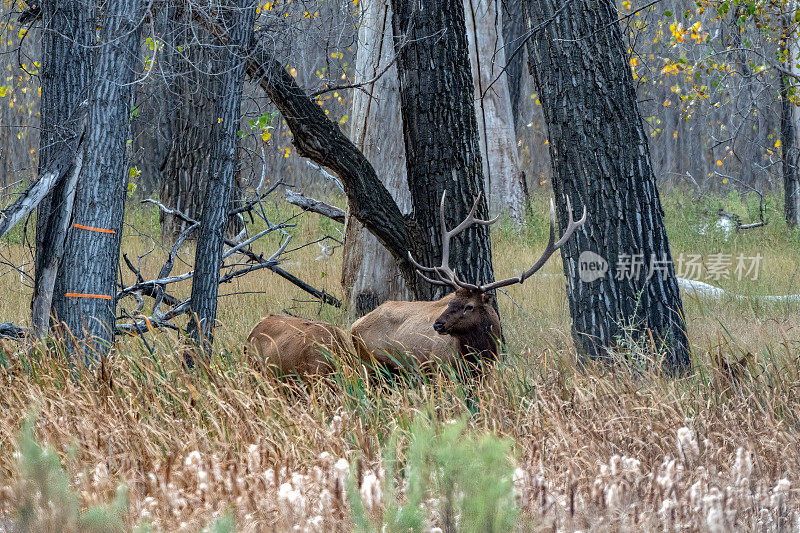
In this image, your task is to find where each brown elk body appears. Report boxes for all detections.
[352,290,502,373]
[353,191,585,375]
[246,315,351,377]
[351,293,458,370]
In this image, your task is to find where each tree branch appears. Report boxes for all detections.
[244,40,415,287]
[285,190,345,223]
[0,322,28,339]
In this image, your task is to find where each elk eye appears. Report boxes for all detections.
[465,304,474,312]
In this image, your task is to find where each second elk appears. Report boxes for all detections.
[247,315,352,377]
[352,192,586,376]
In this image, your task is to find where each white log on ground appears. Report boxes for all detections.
[677,278,800,304]
[341,0,411,316]
[464,0,526,223]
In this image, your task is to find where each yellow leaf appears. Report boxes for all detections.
[262,131,271,142]
[716,160,723,166]
[0,87,6,97]
[775,139,781,148]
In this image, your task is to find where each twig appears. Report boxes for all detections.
[305,161,345,194]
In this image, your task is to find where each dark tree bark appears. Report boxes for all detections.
[781,76,800,228]
[159,10,219,241]
[129,5,173,198]
[187,0,256,348]
[31,0,93,334]
[524,0,690,370]
[391,0,496,301]
[501,0,526,128]
[52,0,146,358]
[781,13,800,229]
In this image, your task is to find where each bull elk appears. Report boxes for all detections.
[246,315,352,377]
[352,191,586,375]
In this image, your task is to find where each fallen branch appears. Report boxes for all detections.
[718,209,766,232]
[0,322,28,339]
[285,190,345,223]
[678,278,800,304]
[127,200,344,320]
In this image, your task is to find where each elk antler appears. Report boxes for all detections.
[408,191,499,291]
[408,192,587,293]
[480,196,586,291]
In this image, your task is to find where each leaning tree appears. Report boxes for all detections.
[523,0,690,369]
[31,0,93,337]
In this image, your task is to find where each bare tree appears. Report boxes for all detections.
[341,0,411,317]
[524,0,690,370]
[187,0,257,350]
[464,0,526,223]
[391,0,496,301]
[159,7,220,241]
[782,2,800,228]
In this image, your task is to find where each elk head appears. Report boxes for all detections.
[433,289,496,335]
[408,191,587,358]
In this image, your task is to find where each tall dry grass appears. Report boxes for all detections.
[0,191,798,531]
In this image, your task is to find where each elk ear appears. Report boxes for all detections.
[482,292,495,305]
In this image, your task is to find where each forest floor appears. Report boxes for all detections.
[0,189,799,531]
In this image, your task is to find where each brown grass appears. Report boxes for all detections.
[0,194,799,531]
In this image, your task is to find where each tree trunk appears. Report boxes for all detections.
[783,6,800,228]
[524,0,690,370]
[130,6,175,198]
[464,0,526,223]
[31,0,93,334]
[501,0,525,128]
[52,0,145,359]
[391,0,496,301]
[341,0,411,316]
[159,13,219,242]
[187,0,256,349]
